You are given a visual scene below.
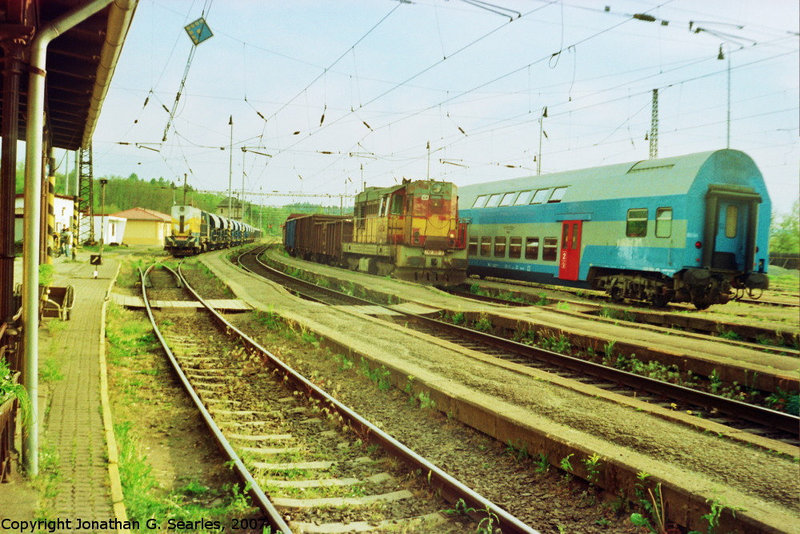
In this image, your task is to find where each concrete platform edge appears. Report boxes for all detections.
[98,261,130,533]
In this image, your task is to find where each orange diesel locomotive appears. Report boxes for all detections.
[284,179,468,284]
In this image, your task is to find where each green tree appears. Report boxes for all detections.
[769,201,799,254]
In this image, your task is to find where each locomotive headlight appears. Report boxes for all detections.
[694,241,702,249]
[449,231,455,239]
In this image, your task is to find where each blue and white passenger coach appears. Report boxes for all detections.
[458,149,770,309]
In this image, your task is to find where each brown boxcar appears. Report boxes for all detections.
[283,214,352,265]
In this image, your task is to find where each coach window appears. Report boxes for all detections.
[480,236,492,256]
[725,205,738,238]
[500,192,519,206]
[543,237,558,261]
[486,194,503,208]
[509,236,522,258]
[472,195,489,208]
[626,208,648,237]
[548,186,568,203]
[514,190,534,205]
[656,207,672,238]
[530,188,552,204]
[525,237,539,260]
[468,236,478,256]
[494,236,506,257]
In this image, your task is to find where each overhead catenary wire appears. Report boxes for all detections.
[105,1,796,203]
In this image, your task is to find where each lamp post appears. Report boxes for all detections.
[717,44,731,148]
[690,23,756,149]
[240,147,273,223]
[537,106,548,175]
[99,178,107,255]
[227,115,233,218]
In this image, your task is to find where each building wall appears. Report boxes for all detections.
[91,216,126,245]
[123,220,169,245]
[14,196,75,242]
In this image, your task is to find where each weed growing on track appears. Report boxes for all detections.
[471,314,492,333]
[533,453,549,474]
[583,453,602,486]
[359,358,392,391]
[539,332,571,353]
[559,453,574,482]
[504,440,529,462]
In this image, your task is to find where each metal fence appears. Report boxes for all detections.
[770,253,800,270]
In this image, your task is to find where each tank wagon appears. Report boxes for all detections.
[283,179,468,284]
[458,149,770,309]
[165,205,261,256]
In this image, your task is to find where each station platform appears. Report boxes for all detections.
[1,254,126,532]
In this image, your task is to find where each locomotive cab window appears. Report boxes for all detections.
[626,208,648,237]
[514,190,534,205]
[530,188,552,204]
[472,195,489,208]
[480,236,492,256]
[725,205,738,238]
[494,236,506,257]
[525,237,539,260]
[548,186,567,203]
[656,208,672,238]
[468,236,478,256]
[391,195,404,215]
[499,192,519,206]
[509,236,522,258]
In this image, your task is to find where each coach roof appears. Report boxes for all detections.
[458,149,764,208]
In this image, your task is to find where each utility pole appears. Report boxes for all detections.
[649,89,659,159]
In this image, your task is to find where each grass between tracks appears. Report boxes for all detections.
[105,257,262,533]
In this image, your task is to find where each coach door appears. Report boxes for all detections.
[703,186,761,273]
[558,220,582,280]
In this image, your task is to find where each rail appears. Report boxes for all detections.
[243,246,800,438]
[139,265,292,534]
[212,253,540,533]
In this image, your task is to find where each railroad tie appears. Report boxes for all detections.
[228,433,293,441]
[264,473,392,489]
[289,512,448,533]
[240,445,301,456]
[253,456,374,471]
[271,489,413,509]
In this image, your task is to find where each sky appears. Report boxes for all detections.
[86,0,798,214]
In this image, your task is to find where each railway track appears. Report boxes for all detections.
[445,287,800,357]
[239,247,800,446]
[476,274,800,310]
[140,262,537,534]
